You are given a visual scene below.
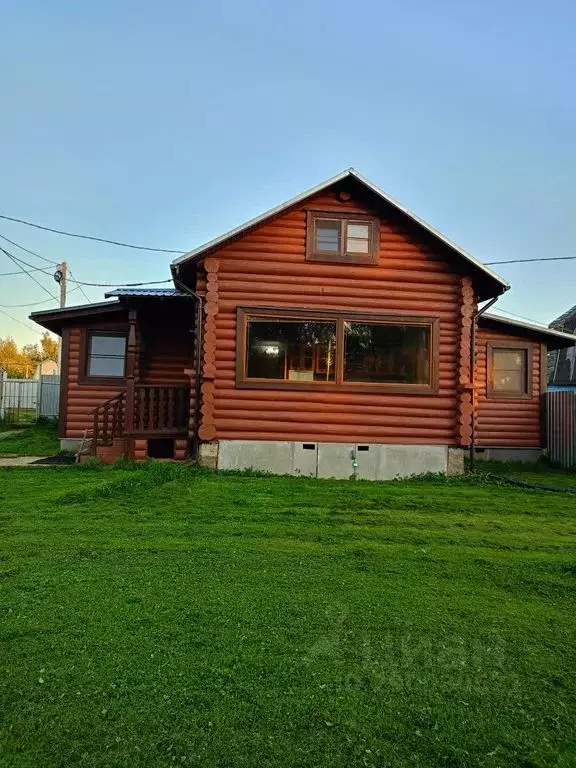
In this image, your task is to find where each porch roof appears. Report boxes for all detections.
[30,300,124,335]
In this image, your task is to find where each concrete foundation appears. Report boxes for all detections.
[474,447,543,464]
[198,441,219,469]
[216,440,450,480]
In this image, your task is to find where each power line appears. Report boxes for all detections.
[0,286,80,309]
[486,256,576,265]
[1,243,173,290]
[68,277,172,287]
[68,267,91,303]
[0,232,59,265]
[0,214,185,254]
[493,307,554,326]
[0,247,59,301]
[0,308,44,335]
[0,264,54,277]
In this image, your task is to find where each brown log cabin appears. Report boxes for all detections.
[31,170,575,477]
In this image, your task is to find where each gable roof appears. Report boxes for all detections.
[171,168,509,299]
[480,312,576,350]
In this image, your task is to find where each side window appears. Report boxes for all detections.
[488,343,531,398]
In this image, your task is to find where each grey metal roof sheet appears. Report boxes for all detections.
[482,312,576,342]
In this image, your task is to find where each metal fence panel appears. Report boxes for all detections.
[0,377,39,424]
[39,375,60,418]
[547,390,576,468]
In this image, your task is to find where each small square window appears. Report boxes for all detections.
[307,212,378,264]
[84,332,127,380]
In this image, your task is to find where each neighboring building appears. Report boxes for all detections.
[34,359,58,378]
[548,305,576,390]
[30,170,576,477]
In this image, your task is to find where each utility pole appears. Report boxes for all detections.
[54,261,67,374]
[56,261,67,308]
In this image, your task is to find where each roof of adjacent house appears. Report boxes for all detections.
[480,312,576,349]
[171,168,510,300]
[548,305,576,386]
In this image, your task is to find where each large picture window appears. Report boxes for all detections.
[247,318,336,382]
[344,322,430,384]
[237,308,438,393]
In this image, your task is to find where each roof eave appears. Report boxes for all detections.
[481,312,576,349]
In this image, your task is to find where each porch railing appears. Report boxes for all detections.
[92,392,125,447]
[132,385,189,435]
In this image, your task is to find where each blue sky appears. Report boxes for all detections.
[1,0,575,343]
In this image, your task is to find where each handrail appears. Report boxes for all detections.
[91,392,125,450]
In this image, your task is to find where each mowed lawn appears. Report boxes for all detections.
[0,420,60,457]
[1,464,575,768]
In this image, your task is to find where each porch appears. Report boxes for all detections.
[85,291,198,462]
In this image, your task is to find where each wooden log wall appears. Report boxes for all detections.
[63,326,128,439]
[204,188,468,445]
[475,326,543,448]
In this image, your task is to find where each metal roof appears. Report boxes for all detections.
[30,299,120,318]
[171,168,509,295]
[104,288,187,298]
[481,312,576,343]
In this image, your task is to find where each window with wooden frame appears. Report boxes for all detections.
[82,331,127,383]
[487,341,532,399]
[306,211,379,264]
[237,307,439,394]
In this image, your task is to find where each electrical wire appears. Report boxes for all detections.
[0,308,44,335]
[68,267,91,303]
[0,214,185,254]
[68,277,173,287]
[0,286,80,309]
[0,247,59,300]
[0,264,54,277]
[485,256,576,265]
[0,232,59,265]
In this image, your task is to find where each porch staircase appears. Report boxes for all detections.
[76,386,190,463]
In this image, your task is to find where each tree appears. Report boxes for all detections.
[0,338,31,378]
[0,332,58,378]
[40,332,58,363]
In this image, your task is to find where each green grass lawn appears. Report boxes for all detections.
[0,420,60,456]
[1,408,38,425]
[1,463,575,768]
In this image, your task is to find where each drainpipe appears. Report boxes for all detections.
[172,268,204,461]
[469,295,500,470]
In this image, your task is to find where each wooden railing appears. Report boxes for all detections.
[92,392,125,448]
[90,385,190,452]
[132,385,189,435]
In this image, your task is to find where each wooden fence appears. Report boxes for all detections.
[547,390,576,468]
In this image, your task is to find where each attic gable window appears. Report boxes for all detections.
[306,212,379,265]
